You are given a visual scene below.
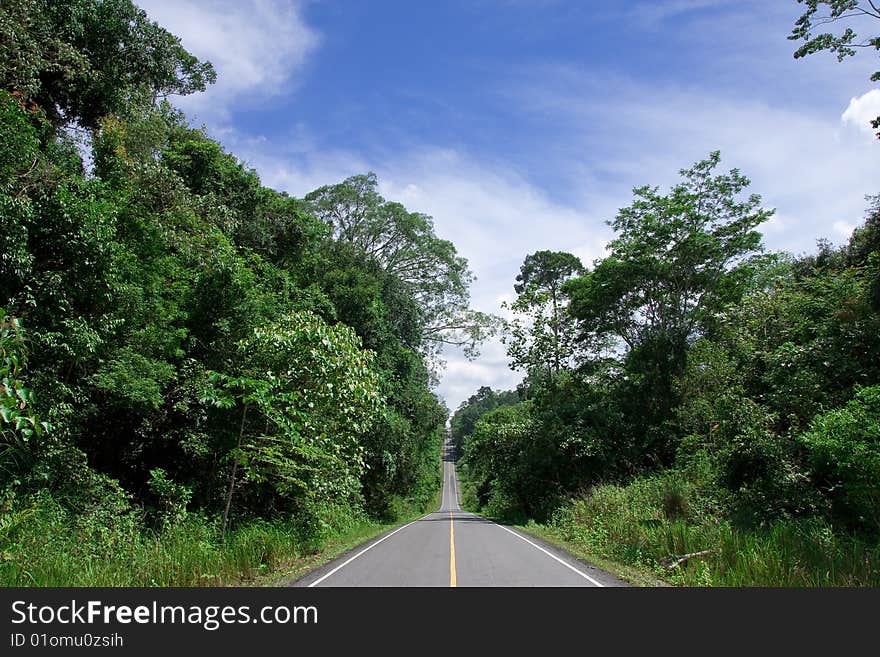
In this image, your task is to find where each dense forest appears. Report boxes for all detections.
[452,153,880,585]
[0,0,494,585]
[450,2,880,586]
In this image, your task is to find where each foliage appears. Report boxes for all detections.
[567,151,770,358]
[0,490,375,586]
[0,0,216,128]
[449,385,521,450]
[461,402,537,518]
[504,251,584,381]
[146,467,192,529]
[798,385,880,530]
[789,1,880,136]
[535,465,880,586]
[0,311,49,474]
[202,311,385,508]
[304,173,498,362]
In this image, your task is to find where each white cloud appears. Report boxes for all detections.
[247,149,372,199]
[137,0,320,122]
[435,338,523,413]
[842,89,880,137]
[627,0,731,26]
[509,69,880,257]
[376,150,611,308]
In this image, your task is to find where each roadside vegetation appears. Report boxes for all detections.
[454,1,880,584]
[0,0,484,586]
[454,163,880,585]
[3,0,880,588]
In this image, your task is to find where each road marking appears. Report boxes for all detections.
[449,511,457,587]
[494,524,605,587]
[307,516,426,587]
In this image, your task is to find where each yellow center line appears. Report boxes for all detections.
[449,510,457,587]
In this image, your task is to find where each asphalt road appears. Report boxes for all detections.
[292,441,627,587]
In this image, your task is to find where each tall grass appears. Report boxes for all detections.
[0,493,381,587]
[529,469,880,586]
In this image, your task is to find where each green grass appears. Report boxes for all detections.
[521,472,880,587]
[459,458,880,587]
[0,487,441,587]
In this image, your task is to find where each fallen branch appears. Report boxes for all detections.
[660,549,714,570]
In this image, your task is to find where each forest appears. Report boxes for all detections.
[2,1,879,587]
[452,153,880,585]
[450,1,880,586]
[0,0,495,585]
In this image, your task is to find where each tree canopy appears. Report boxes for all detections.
[0,0,216,129]
[305,173,498,362]
[790,0,880,136]
[505,250,584,381]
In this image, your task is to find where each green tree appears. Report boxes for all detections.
[0,0,215,129]
[450,386,520,449]
[504,251,584,381]
[789,0,880,136]
[567,151,771,369]
[799,385,880,530]
[304,173,497,361]
[461,402,535,516]
[201,311,385,533]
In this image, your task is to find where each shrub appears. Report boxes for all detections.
[798,385,880,531]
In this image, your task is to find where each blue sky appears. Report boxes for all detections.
[138,0,880,411]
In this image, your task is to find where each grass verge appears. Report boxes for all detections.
[458,462,880,586]
[515,521,669,587]
[0,488,441,587]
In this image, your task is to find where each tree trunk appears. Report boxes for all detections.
[221,402,249,541]
[551,285,560,378]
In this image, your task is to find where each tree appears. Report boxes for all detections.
[0,0,216,129]
[789,0,880,137]
[449,386,520,449]
[504,251,584,380]
[798,385,880,530]
[567,151,771,369]
[201,311,385,533]
[304,173,497,361]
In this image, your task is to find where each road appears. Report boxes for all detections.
[292,440,627,587]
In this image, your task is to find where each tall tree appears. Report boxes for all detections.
[0,0,216,129]
[304,173,497,361]
[504,251,584,380]
[567,151,772,370]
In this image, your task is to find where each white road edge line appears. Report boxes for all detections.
[307,516,427,587]
[494,524,605,587]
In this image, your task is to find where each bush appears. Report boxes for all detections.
[541,469,880,586]
[798,385,880,531]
